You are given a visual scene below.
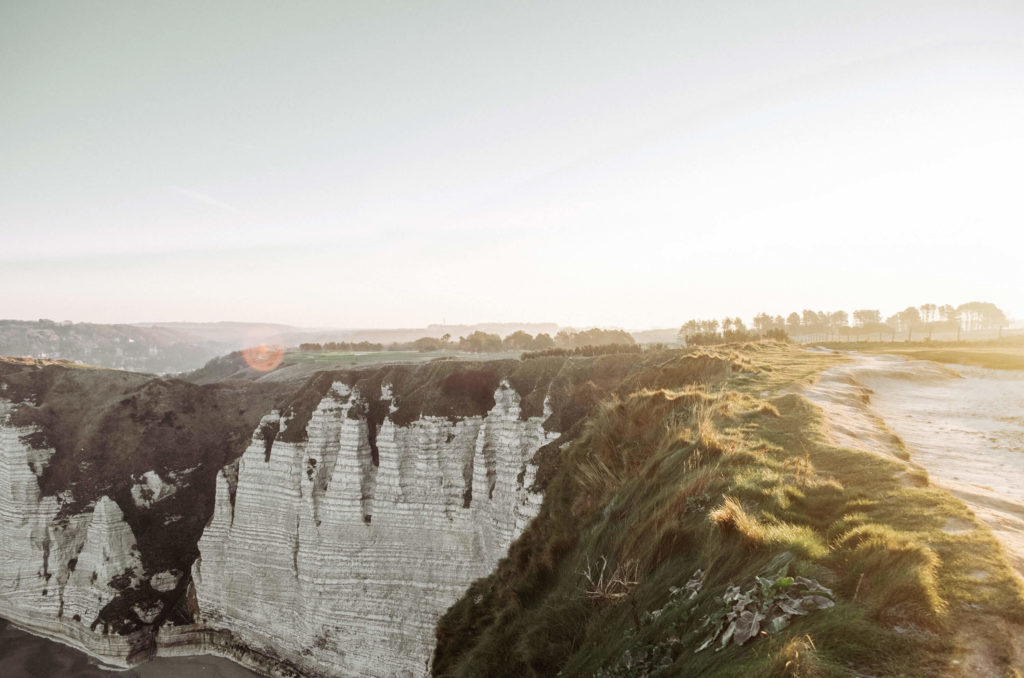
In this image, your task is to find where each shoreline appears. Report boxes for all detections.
[0,611,309,678]
[0,606,153,670]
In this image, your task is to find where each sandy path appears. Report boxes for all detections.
[802,352,1024,578]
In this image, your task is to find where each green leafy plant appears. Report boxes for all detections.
[593,644,674,678]
[696,575,835,652]
[594,570,706,678]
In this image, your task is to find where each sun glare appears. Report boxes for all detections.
[241,342,284,372]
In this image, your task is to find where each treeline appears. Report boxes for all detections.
[455,328,634,352]
[298,327,636,354]
[678,317,789,346]
[679,301,1010,345]
[875,302,1009,340]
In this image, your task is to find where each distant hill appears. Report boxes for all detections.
[629,327,683,344]
[138,321,299,344]
[0,320,231,374]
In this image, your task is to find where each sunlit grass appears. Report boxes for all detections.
[433,343,1024,677]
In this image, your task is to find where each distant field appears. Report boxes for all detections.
[285,348,523,366]
[182,347,530,384]
[250,348,526,383]
[816,339,1024,370]
[287,350,438,365]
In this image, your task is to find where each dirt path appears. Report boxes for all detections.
[802,352,1024,579]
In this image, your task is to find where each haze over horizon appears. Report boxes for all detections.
[3,1,1023,328]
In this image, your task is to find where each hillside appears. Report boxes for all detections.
[0,320,237,374]
[433,344,1024,677]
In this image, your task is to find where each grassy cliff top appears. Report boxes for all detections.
[433,343,1024,678]
[180,347,525,385]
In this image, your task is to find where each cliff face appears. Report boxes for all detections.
[192,379,556,677]
[0,352,688,676]
[0,357,288,664]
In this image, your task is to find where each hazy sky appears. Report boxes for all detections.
[2,1,1022,329]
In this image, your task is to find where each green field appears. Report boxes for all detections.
[286,348,524,366]
[184,348,527,384]
[816,339,1024,371]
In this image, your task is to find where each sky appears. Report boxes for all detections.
[2,1,1023,329]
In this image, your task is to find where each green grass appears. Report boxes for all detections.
[432,344,1024,677]
[186,348,530,385]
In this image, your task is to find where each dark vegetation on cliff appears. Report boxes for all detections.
[433,345,1024,677]
[0,357,294,632]
[271,348,743,446]
[180,328,644,387]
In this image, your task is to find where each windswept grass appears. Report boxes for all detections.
[433,344,1024,677]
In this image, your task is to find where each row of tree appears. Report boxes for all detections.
[879,302,1008,340]
[678,317,789,345]
[448,328,635,352]
[679,301,1009,344]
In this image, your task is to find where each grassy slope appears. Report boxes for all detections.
[433,344,1024,677]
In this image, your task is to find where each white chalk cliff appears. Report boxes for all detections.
[0,400,149,664]
[0,371,562,677]
[191,380,557,677]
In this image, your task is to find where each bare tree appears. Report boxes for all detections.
[852,310,880,340]
[786,312,802,336]
[830,311,849,341]
[678,320,700,342]
[898,307,922,341]
[919,304,936,325]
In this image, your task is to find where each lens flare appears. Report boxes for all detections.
[241,339,284,372]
